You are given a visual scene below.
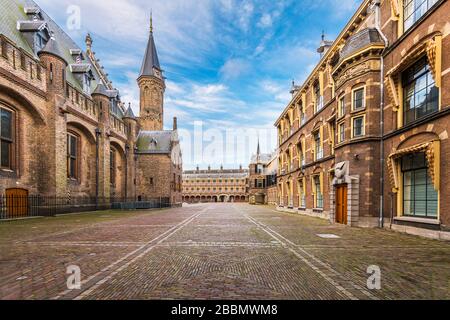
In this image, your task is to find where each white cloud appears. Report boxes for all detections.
[219,58,251,80]
[257,13,273,28]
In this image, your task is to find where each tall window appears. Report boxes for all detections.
[339,96,345,118]
[314,176,323,209]
[314,131,323,160]
[110,149,116,187]
[402,152,438,218]
[353,88,365,111]
[315,83,323,112]
[339,123,345,143]
[353,116,365,138]
[67,133,78,179]
[298,179,305,208]
[404,0,438,31]
[402,57,439,125]
[0,107,14,169]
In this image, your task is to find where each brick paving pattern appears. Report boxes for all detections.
[0,204,449,300]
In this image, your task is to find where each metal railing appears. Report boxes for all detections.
[0,195,171,220]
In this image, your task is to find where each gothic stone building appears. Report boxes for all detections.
[275,0,449,239]
[248,144,277,205]
[0,0,182,206]
[183,166,248,203]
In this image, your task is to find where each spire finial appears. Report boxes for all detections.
[150,10,153,33]
[321,30,325,41]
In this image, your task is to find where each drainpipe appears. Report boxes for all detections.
[372,0,389,228]
[95,128,102,209]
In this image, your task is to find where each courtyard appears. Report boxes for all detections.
[0,203,449,300]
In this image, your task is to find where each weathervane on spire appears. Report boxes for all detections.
[150,10,153,33]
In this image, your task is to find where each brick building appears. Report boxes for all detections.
[248,143,277,205]
[0,0,182,206]
[274,0,449,239]
[182,166,248,203]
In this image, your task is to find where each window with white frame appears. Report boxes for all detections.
[314,131,323,160]
[314,176,323,209]
[404,0,438,31]
[352,116,365,138]
[339,96,345,118]
[338,122,345,143]
[298,179,305,208]
[353,87,365,111]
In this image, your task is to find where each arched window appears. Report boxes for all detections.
[0,106,14,170]
[110,148,116,187]
[67,132,79,179]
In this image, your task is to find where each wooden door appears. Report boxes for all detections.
[335,185,348,225]
[5,188,29,218]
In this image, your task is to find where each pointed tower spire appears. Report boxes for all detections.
[256,138,261,163]
[139,11,161,79]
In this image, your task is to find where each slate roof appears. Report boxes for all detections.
[139,30,161,78]
[124,106,136,118]
[136,131,177,154]
[340,28,382,62]
[38,36,67,64]
[0,0,125,116]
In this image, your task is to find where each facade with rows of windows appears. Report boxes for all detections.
[0,0,182,206]
[275,0,449,238]
[182,167,249,203]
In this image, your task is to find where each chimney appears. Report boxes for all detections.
[173,117,178,130]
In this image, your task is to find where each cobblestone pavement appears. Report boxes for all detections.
[0,204,449,300]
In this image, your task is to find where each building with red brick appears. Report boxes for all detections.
[248,143,277,205]
[0,0,182,207]
[274,0,449,239]
[182,166,248,203]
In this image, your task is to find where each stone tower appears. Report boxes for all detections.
[137,14,165,131]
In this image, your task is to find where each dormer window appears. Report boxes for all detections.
[83,73,91,94]
[35,32,48,53]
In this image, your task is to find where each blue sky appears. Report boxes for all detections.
[36,0,362,170]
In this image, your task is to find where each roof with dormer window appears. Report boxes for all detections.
[1,0,125,116]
